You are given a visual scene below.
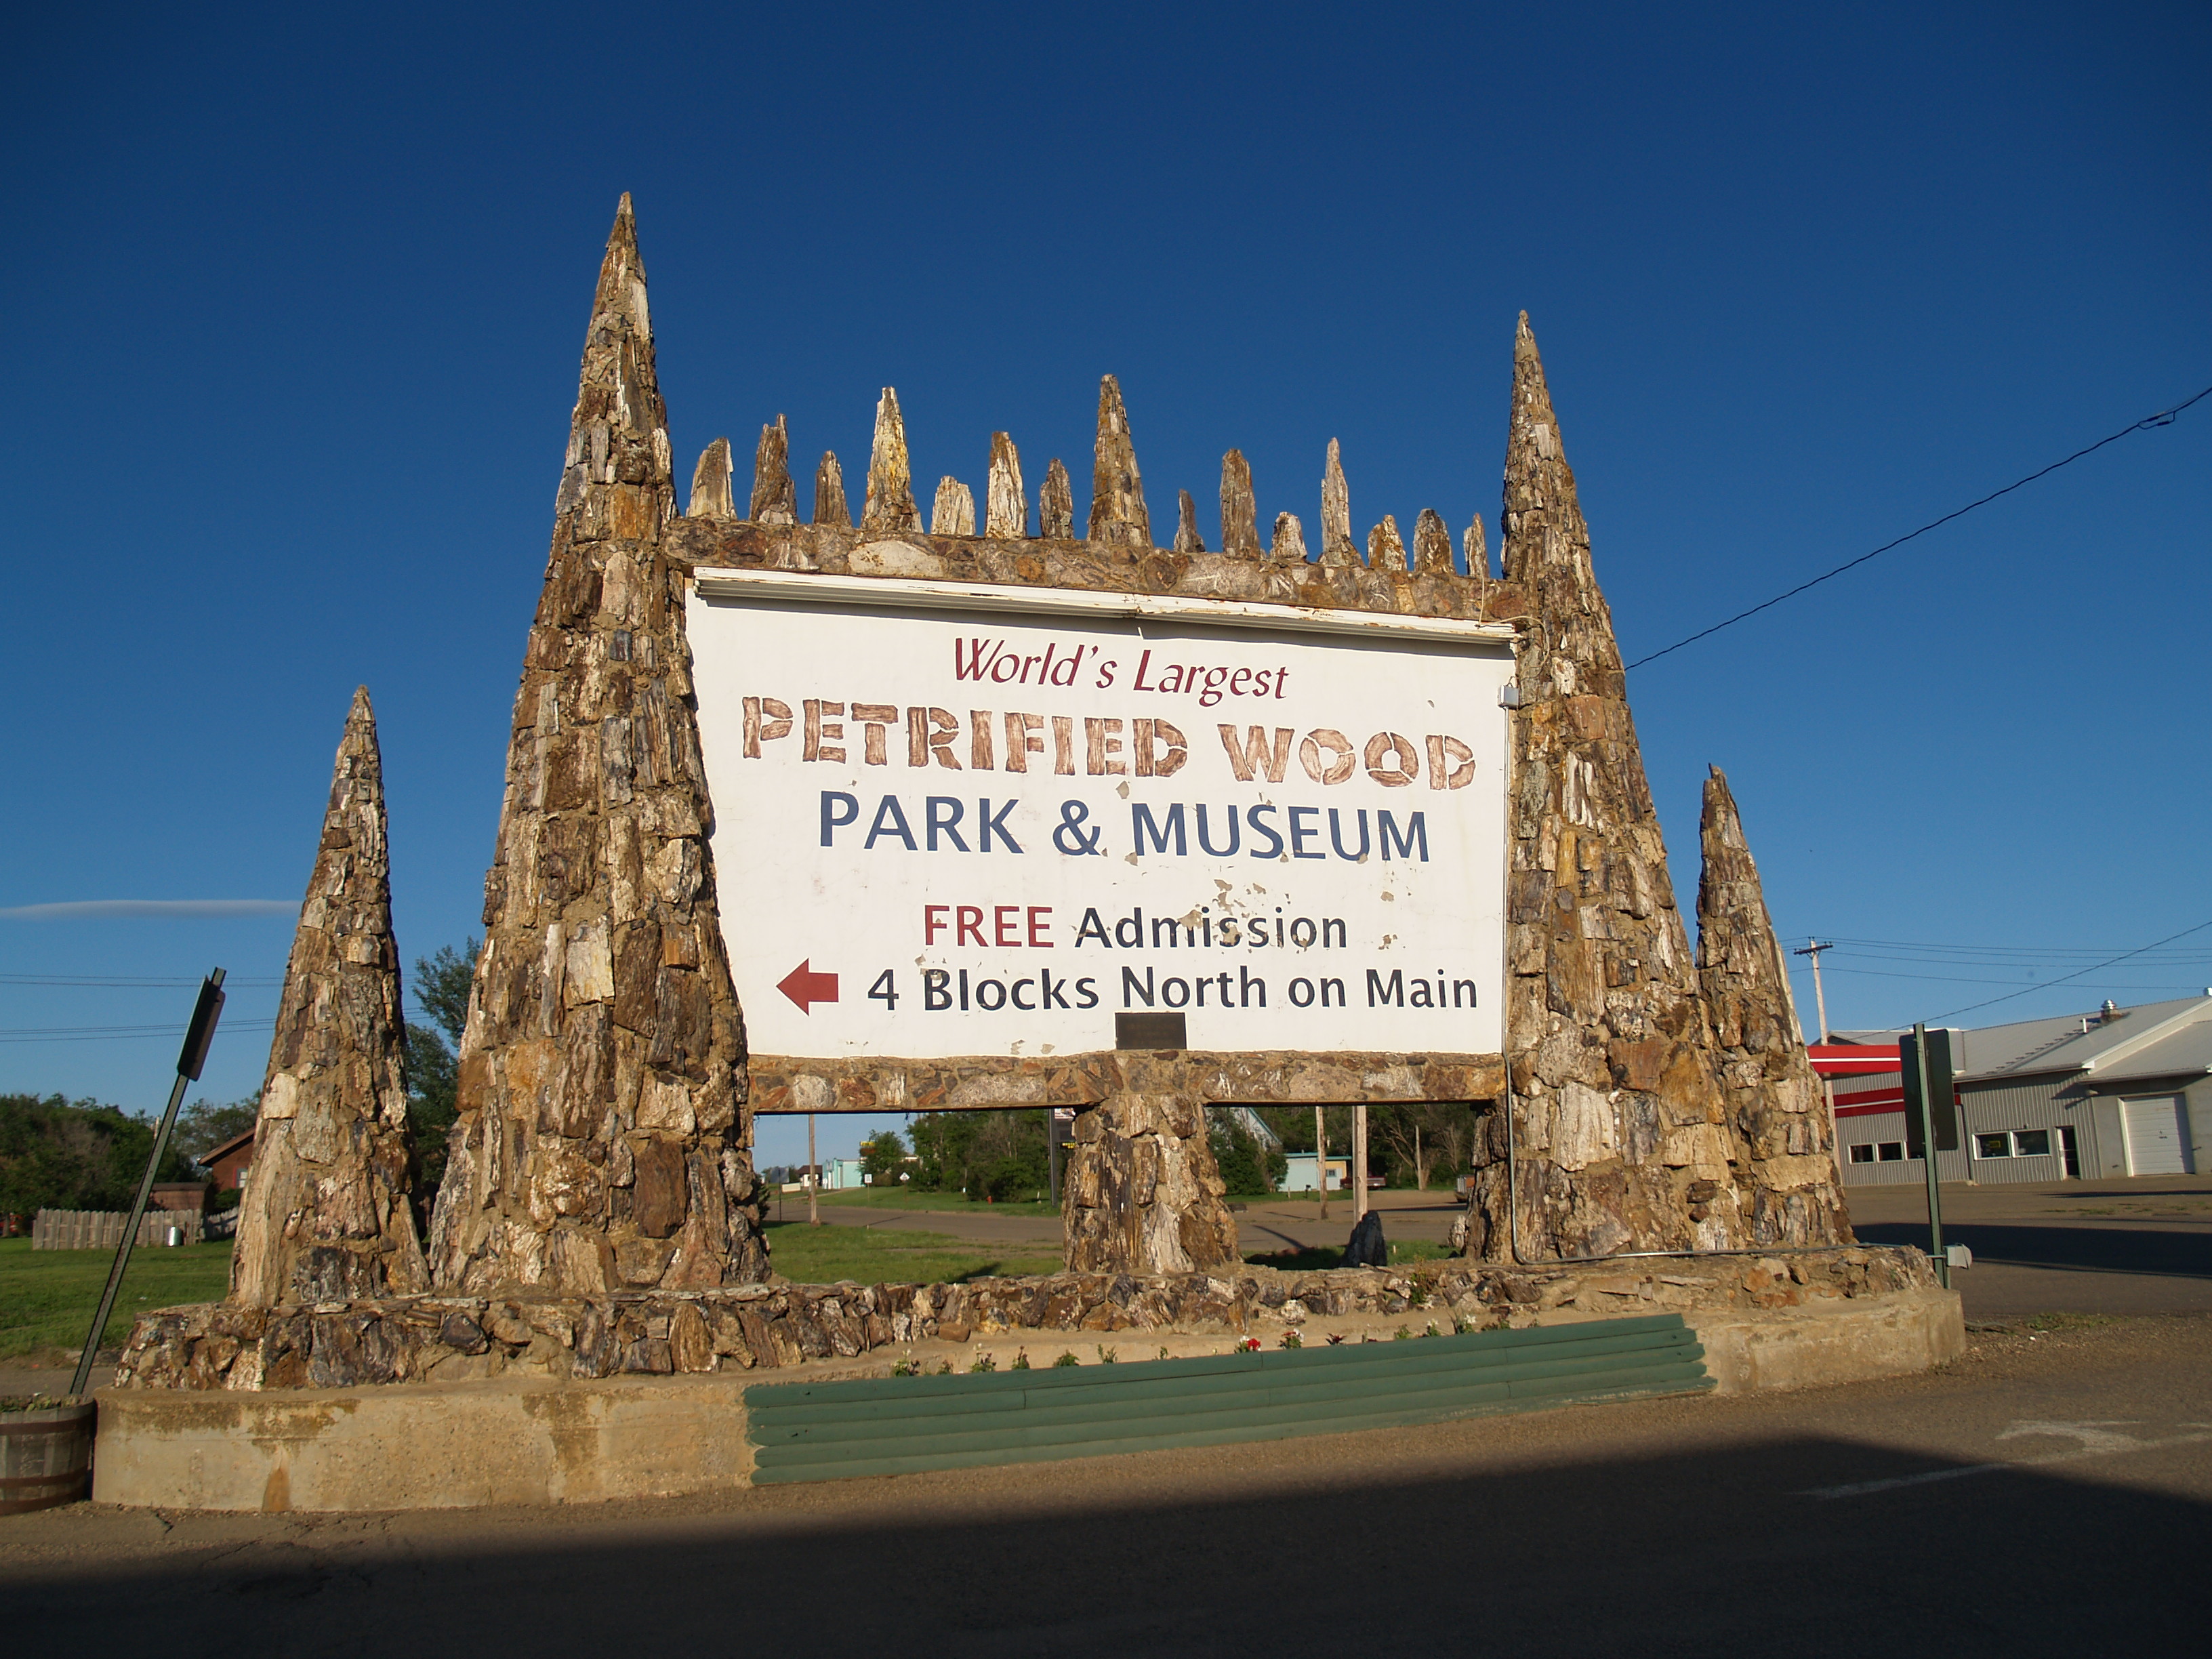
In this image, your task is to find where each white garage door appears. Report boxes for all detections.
[2122,1096,2193,1176]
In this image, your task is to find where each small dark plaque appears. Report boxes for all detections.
[1116,1012,1187,1051]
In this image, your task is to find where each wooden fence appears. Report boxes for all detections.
[30,1208,205,1250]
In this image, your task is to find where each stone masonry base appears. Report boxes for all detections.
[90,1248,1961,1511]
[92,1285,1961,1511]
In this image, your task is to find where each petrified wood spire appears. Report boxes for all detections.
[862,388,919,533]
[1221,449,1260,555]
[230,688,426,1307]
[1088,375,1150,546]
[1464,513,1492,581]
[428,194,767,1296]
[1174,489,1206,553]
[1271,510,1309,562]
[985,432,1026,537]
[931,476,976,535]
[750,416,796,524]
[1467,312,1746,1263]
[1697,768,1853,1246]
[1412,508,1454,576]
[1320,438,1357,566]
[1040,457,1074,539]
[687,438,735,521]
[1367,514,1407,573]
[813,452,850,527]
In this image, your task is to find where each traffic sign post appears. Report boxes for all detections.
[1901,1022,1951,1290]
[70,970,226,1397]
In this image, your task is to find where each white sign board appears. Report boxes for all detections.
[689,569,1514,1061]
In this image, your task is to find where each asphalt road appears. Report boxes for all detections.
[1844,1174,2212,1319]
[4,1314,2206,1655]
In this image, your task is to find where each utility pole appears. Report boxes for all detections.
[1793,939,1836,1042]
[1352,1103,1369,1224]
[806,1112,820,1226]
[1315,1105,1328,1221]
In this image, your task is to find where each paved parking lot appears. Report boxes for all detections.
[1846,1174,2212,1318]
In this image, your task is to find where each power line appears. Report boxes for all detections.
[0,973,283,987]
[1816,934,2212,959]
[1926,918,2212,1022]
[1626,382,2212,670]
[0,1019,278,1043]
[1817,964,2208,991]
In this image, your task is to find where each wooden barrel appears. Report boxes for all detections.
[0,1402,96,1514]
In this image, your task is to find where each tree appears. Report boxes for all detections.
[859,1128,908,1185]
[0,1094,198,1214]
[413,941,476,1048]
[402,937,477,1218]
[906,1109,1050,1200]
[1208,1111,1285,1196]
[173,1095,260,1162]
[1370,1101,1477,1190]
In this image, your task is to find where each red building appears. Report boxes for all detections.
[199,1125,256,1192]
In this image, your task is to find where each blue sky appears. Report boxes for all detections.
[2,3,2207,1167]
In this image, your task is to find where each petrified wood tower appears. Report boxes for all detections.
[1696,767,1853,1246]
[230,688,428,1305]
[1467,316,1748,1261]
[426,197,768,1294]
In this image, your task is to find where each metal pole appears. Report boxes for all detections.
[72,970,225,1398]
[1047,1108,1061,1202]
[1908,1021,1949,1289]
[1352,1103,1369,1223]
[806,1112,820,1226]
[1315,1105,1328,1221]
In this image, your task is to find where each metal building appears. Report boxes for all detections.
[1816,995,2212,1185]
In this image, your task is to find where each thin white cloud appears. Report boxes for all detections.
[0,899,298,920]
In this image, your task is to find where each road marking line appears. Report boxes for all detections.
[1801,1428,2212,1500]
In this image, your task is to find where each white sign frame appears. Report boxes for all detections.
[688,565,1517,1065]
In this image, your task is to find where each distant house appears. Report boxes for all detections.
[1814,994,2211,1183]
[782,1158,867,1193]
[1281,1153,1349,1193]
[199,1125,256,1192]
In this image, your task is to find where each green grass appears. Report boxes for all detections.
[764,1222,1063,1284]
[1243,1240,1454,1271]
[772,1186,1060,1217]
[2021,1311,2117,1333]
[0,1237,234,1363]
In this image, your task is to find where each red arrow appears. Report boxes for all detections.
[777,960,838,1013]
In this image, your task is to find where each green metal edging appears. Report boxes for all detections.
[745,1313,1711,1484]
[753,1327,1700,1430]
[750,1345,1705,1451]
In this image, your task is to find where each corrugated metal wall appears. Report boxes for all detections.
[1956,1078,2097,1182]
[1836,1073,2110,1185]
[1835,1111,1967,1185]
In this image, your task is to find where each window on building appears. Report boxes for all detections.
[1849,1143,1877,1164]
[1975,1132,2012,1159]
[2012,1128,2052,1157]
[1877,1141,1906,1162]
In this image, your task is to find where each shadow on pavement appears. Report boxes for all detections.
[6,1433,2207,1654]
[1856,1221,2212,1280]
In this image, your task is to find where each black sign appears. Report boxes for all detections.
[1116,1012,1187,1051]
[1900,1025,1960,1157]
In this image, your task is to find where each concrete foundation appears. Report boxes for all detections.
[1687,1286,1963,1394]
[91,1373,754,1512]
[91,1285,1961,1511]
